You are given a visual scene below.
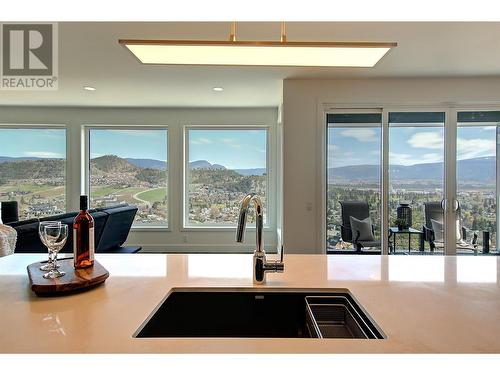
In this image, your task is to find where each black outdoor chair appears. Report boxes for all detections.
[422,201,476,252]
[339,201,381,252]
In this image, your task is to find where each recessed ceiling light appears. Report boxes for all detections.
[83,86,96,91]
[212,87,224,92]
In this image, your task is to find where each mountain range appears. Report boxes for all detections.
[328,156,495,183]
[2,155,493,182]
[0,155,267,176]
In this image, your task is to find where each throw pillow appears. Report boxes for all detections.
[431,218,462,243]
[431,219,444,242]
[456,219,462,242]
[349,216,374,241]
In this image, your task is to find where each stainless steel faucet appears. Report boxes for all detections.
[236,193,284,284]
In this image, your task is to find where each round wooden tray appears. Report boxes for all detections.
[27,258,109,296]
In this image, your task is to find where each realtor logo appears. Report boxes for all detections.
[1,23,58,90]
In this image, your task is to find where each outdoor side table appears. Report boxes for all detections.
[388,227,424,253]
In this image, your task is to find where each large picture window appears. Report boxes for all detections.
[185,127,268,226]
[88,128,168,227]
[0,127,66,220]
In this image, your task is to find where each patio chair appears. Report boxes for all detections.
[339,201,381,252]
[423,201,477,252]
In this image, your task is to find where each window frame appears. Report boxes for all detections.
[0,123,69,220]
[84,124,170,230]
[182,124,274,231]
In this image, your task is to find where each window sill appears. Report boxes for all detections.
[180,226,275,232]
[130,226,171,232]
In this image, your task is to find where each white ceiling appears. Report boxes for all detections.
[1,22,499,107]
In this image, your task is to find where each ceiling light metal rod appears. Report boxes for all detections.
[280,21,286,43]
[229,21,287,43]
[229,21,237,42]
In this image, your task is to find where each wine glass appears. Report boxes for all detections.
[39,221,61,271]
[42,224,68,279]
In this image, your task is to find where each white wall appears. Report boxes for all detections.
[0,106,278,253]
[282,77,500,254]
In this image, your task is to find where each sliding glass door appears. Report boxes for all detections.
[325,108,500,256]
[326,112,382,253]
[455,111,500,255]
[388,112,445,254]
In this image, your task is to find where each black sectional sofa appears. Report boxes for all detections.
[2,203,141,254]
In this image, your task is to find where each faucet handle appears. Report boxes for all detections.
[269,245,285,273]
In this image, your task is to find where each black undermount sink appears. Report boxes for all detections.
[134,289,385,339]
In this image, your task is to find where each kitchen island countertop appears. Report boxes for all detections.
[0,253,499,353]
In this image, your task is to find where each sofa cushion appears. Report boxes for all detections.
[13,219,42,253]
[97,205,137,252]
[12,205,136,254]
[9,218,39,228]
[94,203,129,212]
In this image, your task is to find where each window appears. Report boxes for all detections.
[326,113,382,252]
[0,127,66,220]
[185,127,268,226]
[88,128,168,227]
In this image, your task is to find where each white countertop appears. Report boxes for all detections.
[0,253,499,353]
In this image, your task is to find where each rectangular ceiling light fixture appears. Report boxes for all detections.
[119,39,397,68]
[120,21,396,68]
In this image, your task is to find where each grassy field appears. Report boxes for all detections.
[136,187,167,203]
[91,186,119,197]
[0,184,65,200]
[90,185,166,205]
[91,186,143,197]
[0,183,62,194]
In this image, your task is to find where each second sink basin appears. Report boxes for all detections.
[135,288,385,339]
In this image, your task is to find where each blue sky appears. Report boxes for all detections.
[0,129,66,158]
[90,129,168,161]
[189,129,267,169]
[1,126,492,170]
[328,125,496,168]
[0,128,267,169]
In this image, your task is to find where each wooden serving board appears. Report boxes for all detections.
[27,258,109,296]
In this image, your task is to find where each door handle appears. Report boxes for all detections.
[441,199,460,212]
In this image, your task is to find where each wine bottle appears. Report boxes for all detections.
[73,195,95,269]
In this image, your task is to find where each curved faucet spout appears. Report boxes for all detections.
[236,193,283,284]
[236,193,264,254]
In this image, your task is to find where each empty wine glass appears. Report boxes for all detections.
[39,221,61,271]
[43,224,68,279]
